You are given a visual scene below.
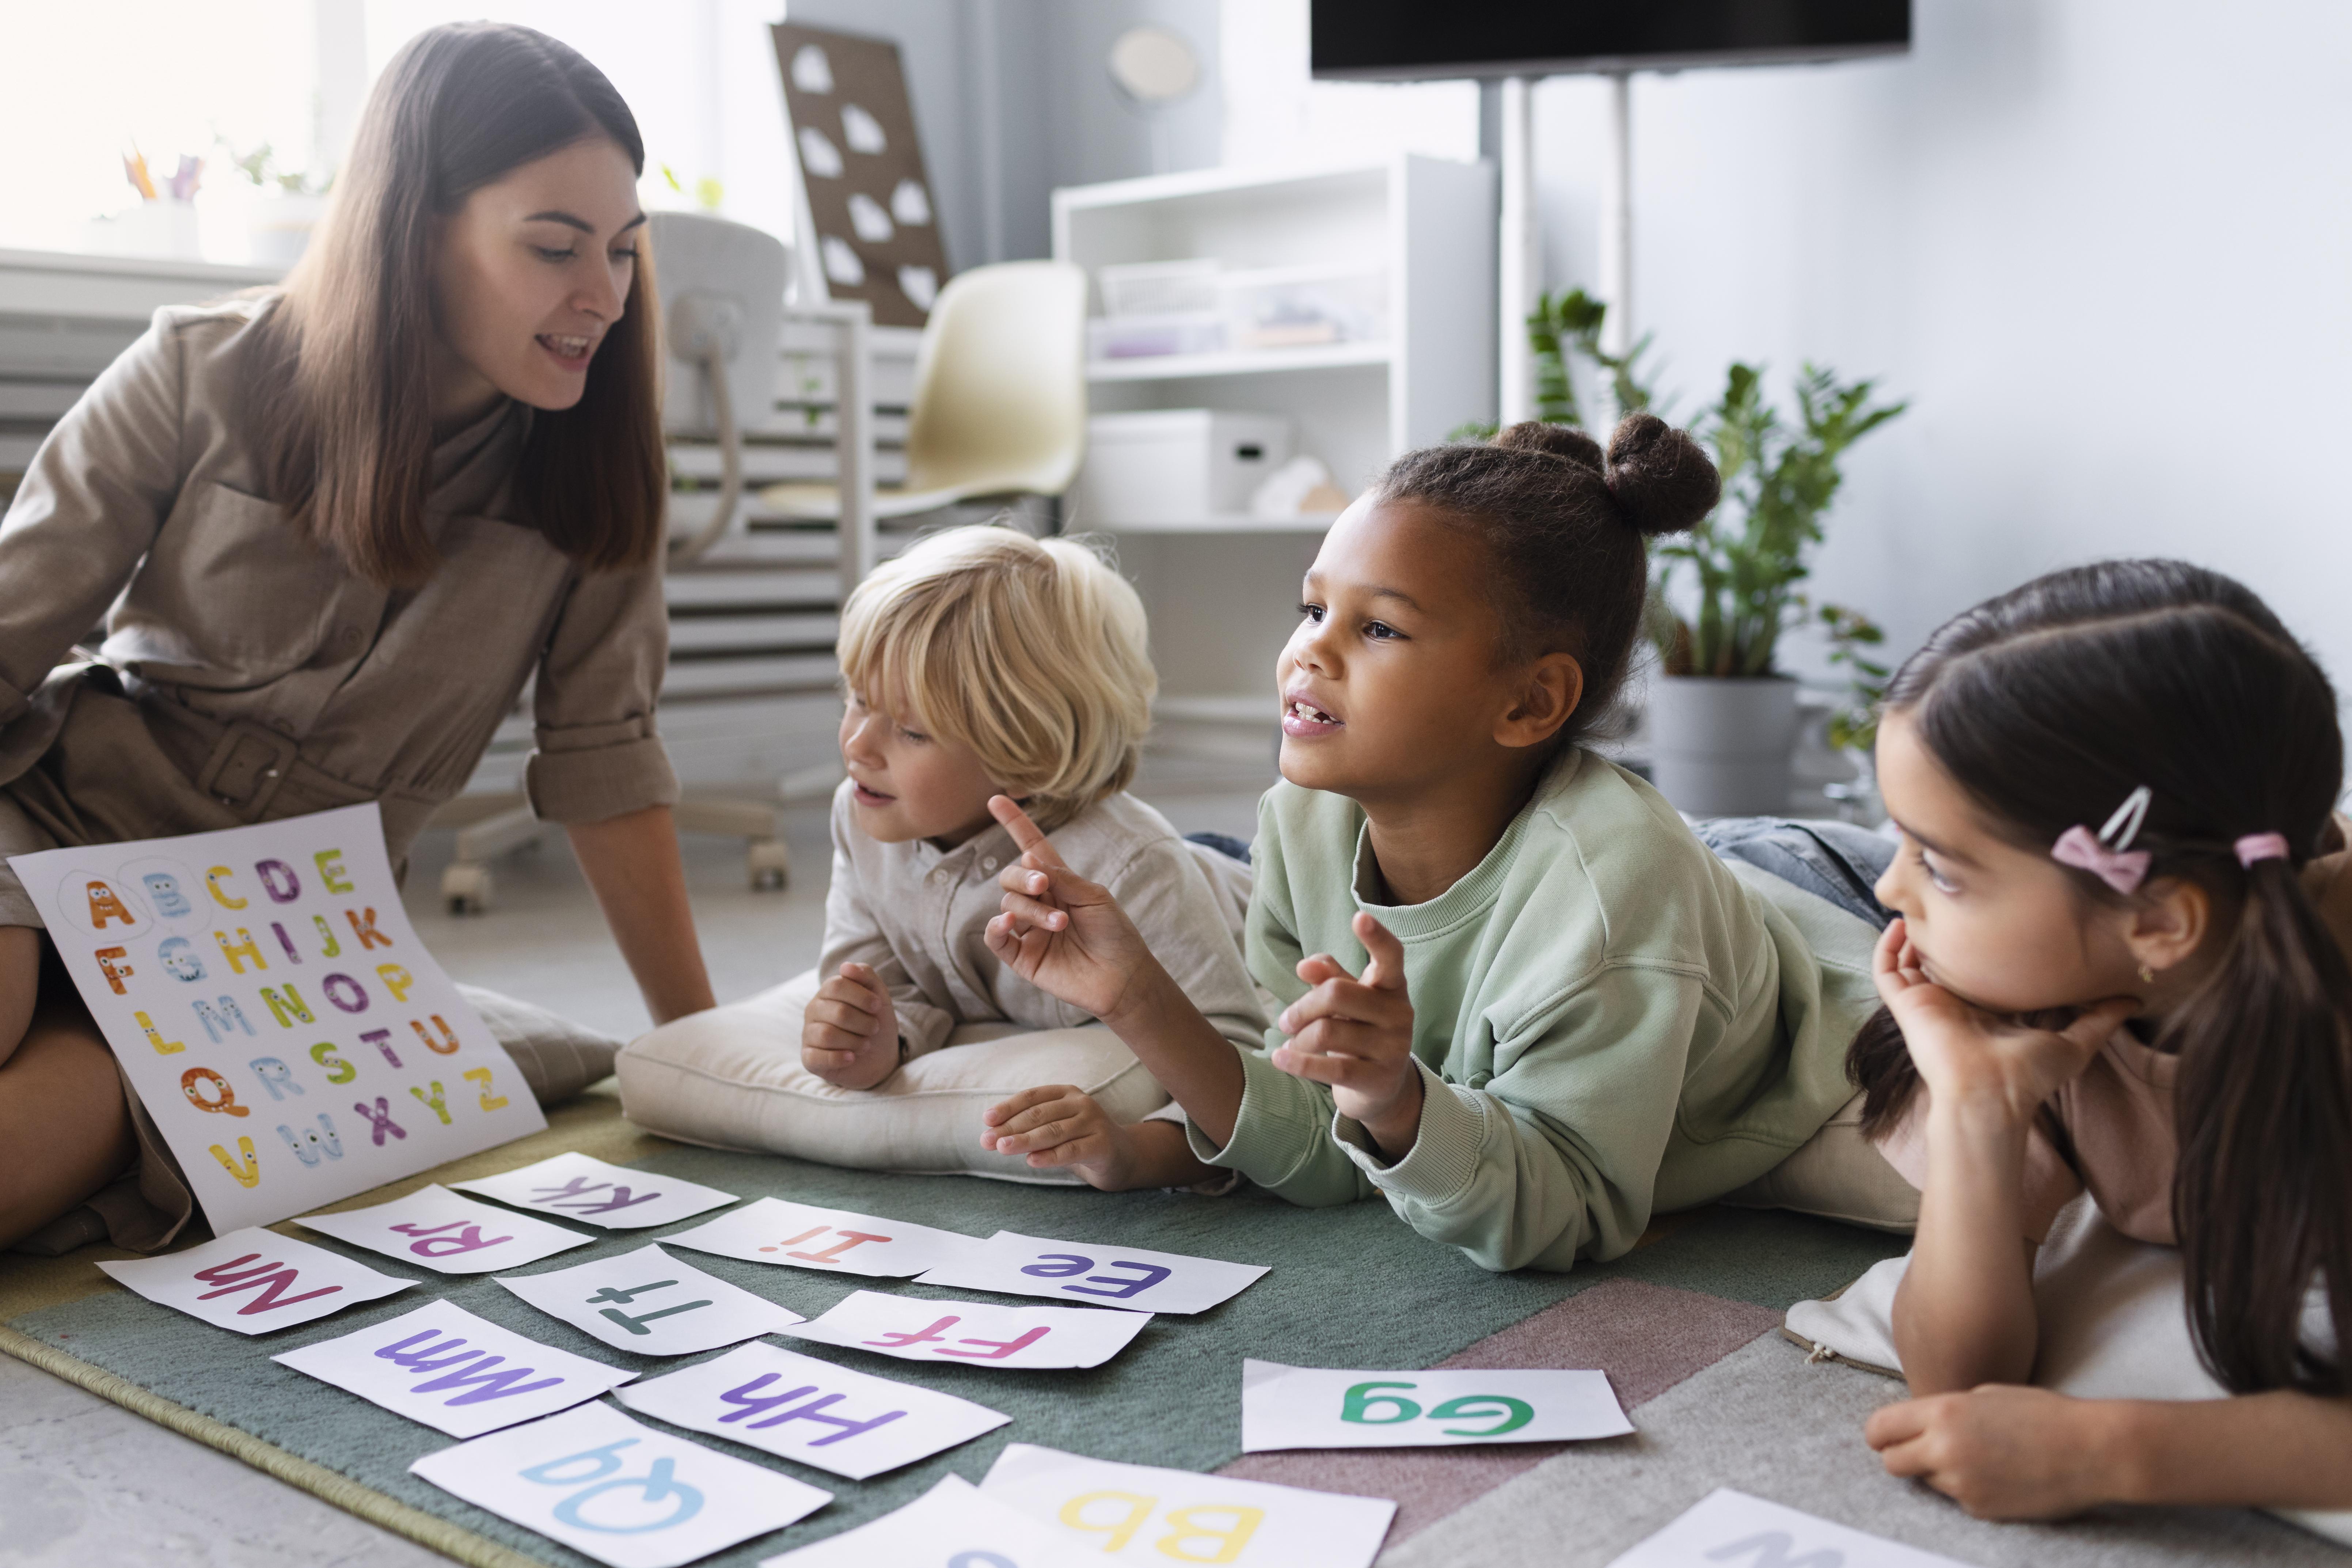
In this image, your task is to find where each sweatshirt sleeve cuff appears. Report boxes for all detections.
[524,726,679,823]
[1332,1058,1488,1207]
[1182,1046,1331,1185]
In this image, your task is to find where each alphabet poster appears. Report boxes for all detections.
[1603,1489,1975,1568]
[782,1288,1150,1370]
[453,1151,739,1231]
[498,1245,805,1357]
[918,1230,1269,1315]
[97,1225,414,1334]
[8,804,545,1233]
[1240,1359,1630,1452]
[298,1184,594,1275]
[759,1475,1095,1567]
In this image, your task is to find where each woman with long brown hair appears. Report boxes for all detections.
[0,23,714,1249]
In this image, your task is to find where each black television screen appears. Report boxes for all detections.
[1312,2,1911,81]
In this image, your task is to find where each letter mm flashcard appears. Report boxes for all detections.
[411,1400,831,1568]
[782,1288,1150,1370]
[1603,1488,1977,1568]
[1240,1359,1631,1452]
[297,1183,593,1273]
[761,1475,1095,1568]
[980,1443,1395,1568]
[497,1244,804,1357]
[98,1225,414,1334]
[618,1341,1008,1481]
[663,1196,981,1278]
[273,1298,637,1438]
[917,1230,1268,1314]
[453,1150,739,1230]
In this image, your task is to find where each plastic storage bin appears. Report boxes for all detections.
[1072,410,1295,527]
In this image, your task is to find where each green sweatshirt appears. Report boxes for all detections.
[1184,747,1881,1272]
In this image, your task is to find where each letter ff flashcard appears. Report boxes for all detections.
[618,1341,1008,1481]
[273,1298,637,1438]
[97,1225,414,1334]
[410,1400,831,1568]
[453,1150,740,1230]
[296,1183,592,1273]
[980,1443,1395,1567]
[1239,1359,1631,1452]
[496,1245,803,1356]
[760,1475,1096,1567]
[917,1230,1268,1314]
[663,1195,981,1278]
[782,1288,1151,1370]
[1604,1489,1979,1567]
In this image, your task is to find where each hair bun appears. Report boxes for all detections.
[1493,420,1603,471]
[1604,413,1720,537]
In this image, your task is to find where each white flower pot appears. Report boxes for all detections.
[1646,675,1801,818]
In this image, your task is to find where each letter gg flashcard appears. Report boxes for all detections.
[917,1230,1268,1315]
[760,1475,1095,1568]
[411,1400,832,1568]
[453,1150,739,1231]
[1603,1488,1976,1568]
[97,1225,415,1334]
[497,1244,804,1357]
[664,1196,980,1279]
[1239,1359,1632,1452]
[980,1443,1395,1568]
[7,804,544,1233]
[618,1341,1008,1481]
[273,1298,637,1439]
[297,1183,593,1274]
[782,1288,1150,1370]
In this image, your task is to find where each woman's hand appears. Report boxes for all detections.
[983,796,1161,1024]
[801,962,900,1090]
[1273,911,1422,1159]
[1867,1386,2123,1519]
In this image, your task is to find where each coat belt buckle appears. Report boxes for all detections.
[193,720,302,820]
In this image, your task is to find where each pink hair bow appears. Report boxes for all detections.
[2051,785,2153,895]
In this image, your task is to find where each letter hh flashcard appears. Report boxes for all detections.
[917,1230,1268,1315]
[410,1400,831,1568]
[759,1475,1095,1567]
[617,1341,1008,1481]
[7,805,545,1233]
[296,1184,593,1274]
[781,1288,1150,1370]
[496,1244,803,1357]
[663,1196,981,1279]
[453,1151,739,1231]
[1603,1489,1977,1568]
[979,1443,1395,1568]
[272,1298,638,1439]
[1239,1359,1631,1452]
[97,1225,415,1334]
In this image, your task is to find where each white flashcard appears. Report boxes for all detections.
[7,804,546,1233]
[495,1245,805,1357]
[663,1196,981,1279]
[273,1298,637,1438]
[97,1225,415,1335]
[917,1230,1267,1315]
[453,1150,738,1230]
[760,1475,1095,1568]
[618,1341,1008,1480]
[1239,1359,1631,1452]
[410,1399,831,1568]
[297,1183,593,1274]
[980,1443,1395,1568]
[782,1288,1149,1370]
[1604,1489,1978,1568]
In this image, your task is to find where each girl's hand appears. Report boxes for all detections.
[983,796,1159,1024]
[801,962,900,1089]
[1273,912,1422,1159]
[1866,1386,2121,1519]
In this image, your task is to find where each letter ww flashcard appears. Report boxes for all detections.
[296,1183,593,1274]
[1239,1359,1631,1452]
[453,1150,739,1230]
[917,1230,1268,1314]
[497,1244,803,1357]
[410,1400,831,1568]
[273,1298,637,1439]
[663,1195,981,1278]
[782,1288,1150,1370]
[97,1225,415,1334]
[759,1475,1095,1567]
[1603,1489,1978,1568]
[618,1341,1008,1480]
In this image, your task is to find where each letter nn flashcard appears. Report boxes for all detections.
[7,804,546,1233]
[617,1341,1008,1481]
[497,1245,804,1357]
[453,1150,740,1230]
[917,1230,1268,1315]
[663,1196,981,1279]
[97,1225,415,1334]
[410,1400,832,1568]
[980,1443,1395,1568]
[759,1475,1095,1567]
[1239,1359,1632,1452]
[782,1288,1151,1370]
[273,1298,638,1439]
[296,1183,593,1274]
[1603,1488,1978,1568]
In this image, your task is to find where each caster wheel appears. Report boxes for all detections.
[748,839,790,892]
[441,862,493,915]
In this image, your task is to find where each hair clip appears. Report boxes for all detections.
[2051,785,2154,895]
[2234,832,2290,867]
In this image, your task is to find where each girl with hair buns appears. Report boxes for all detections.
[978,417,1887,1271]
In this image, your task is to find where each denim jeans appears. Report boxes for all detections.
[1694,817,1899,931]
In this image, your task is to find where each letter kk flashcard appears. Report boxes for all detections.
[497,1244,804,1357]
[663,1196,980,1279]
[1603,1489,1977,1568]
[1239,1358,1631,1452]
[297,1183,593,1274]
[453,1150,739,1230]
[618,1341,1008,1480]
[916,1230,1268,1315]
[273,1298,637,1438]
[97,1225,415,1334]
[7,804,544,1233]
[759,1475,1095,1567]
[410,1400,832,1568]
[782,1288,1151,1370]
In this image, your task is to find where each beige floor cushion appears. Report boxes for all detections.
[615,969,1174,1185]
[1718,1088,1921,1234]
